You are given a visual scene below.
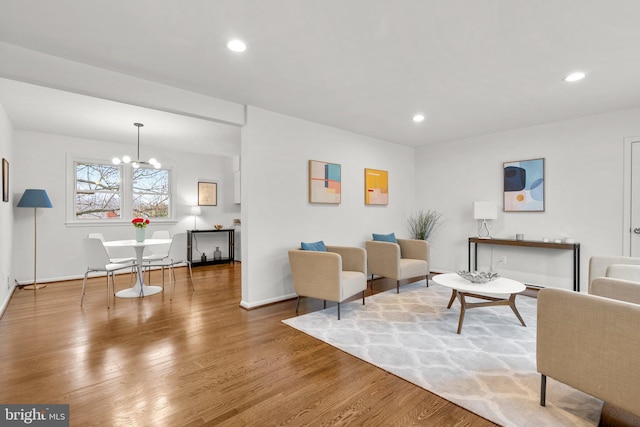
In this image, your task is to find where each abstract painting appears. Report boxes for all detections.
[503,158,544,212]
[309,160,341,204]
[364,168,388,205]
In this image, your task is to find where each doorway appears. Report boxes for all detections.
[623,136,640,256]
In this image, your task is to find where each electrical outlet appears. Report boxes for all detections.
[498,256,507,264]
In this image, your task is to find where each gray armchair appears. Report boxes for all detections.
[288,246,367,319]
[365,239,429,293]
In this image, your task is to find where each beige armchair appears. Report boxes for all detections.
[365,239,429,294]
[537,288,640,418]
[288,246,367,319]
[588,255,640,304]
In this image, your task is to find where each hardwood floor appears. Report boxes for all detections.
[0,264,496,426]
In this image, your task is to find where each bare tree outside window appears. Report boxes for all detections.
[133,167,170,218]
[75,162,121,219]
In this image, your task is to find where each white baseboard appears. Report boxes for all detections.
[240,292,297,310]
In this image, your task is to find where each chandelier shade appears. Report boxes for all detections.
[112,123,161,169]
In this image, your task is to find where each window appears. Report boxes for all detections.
[133,167,170,218]
[75,162,122,219]
[70,158,173,223]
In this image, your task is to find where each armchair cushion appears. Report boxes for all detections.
[300,240,327,252]
[372,232,397,243]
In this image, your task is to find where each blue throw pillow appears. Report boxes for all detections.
[301,240,327,251]
[372,233,397,243]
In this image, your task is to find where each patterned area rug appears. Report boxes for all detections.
[282,280,601,427]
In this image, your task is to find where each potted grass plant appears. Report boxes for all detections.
[405,209,443,241]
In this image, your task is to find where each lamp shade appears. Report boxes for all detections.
[473,201,496,220]
[17,189,52,208]
[190,206,201,216]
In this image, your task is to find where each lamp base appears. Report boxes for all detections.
[478,219,492,239]
[21,284,47,290]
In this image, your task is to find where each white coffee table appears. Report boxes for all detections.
[432,273,527,334]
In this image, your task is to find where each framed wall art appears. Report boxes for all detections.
[309,160,341,204]
[503,158,545,212]
[364,168,388,205]
[198,181,217,206]
[2,158,8,203]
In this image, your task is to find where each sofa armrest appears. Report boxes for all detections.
[589,256,640,287]
[397,239,429,263]
[537,288,640,417]
[365,240,400,278]
[288,250,341,301]
[590,277,640,305]
[326,246,366,274]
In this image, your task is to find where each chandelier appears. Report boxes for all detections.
[112,123,161,169]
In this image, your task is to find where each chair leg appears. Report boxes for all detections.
[540,375,546,406]
[426,274,429,287]
[187,262,195,290]
[81,271,89,306]
[370,274,375,295]
[295,296,301,314]
[337,302,341,320]
[106,274,111,309]
[169,265,174,300]
[397,280,400,293]
[323,300,327,309]
[362,290,365,305]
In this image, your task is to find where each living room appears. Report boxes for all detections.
[1,2,640,425]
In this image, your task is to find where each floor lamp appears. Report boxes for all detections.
[17,189,53,290]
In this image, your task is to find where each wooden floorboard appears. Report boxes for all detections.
[0,264,497,426]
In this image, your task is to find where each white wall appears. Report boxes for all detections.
[0,103,14,314]
[240,106,416,308]
[416,107,640,291]
[12,130,240,283]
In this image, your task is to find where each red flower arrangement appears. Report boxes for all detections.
[131,217,150,228]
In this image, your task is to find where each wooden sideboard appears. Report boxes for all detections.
[468,237,581,291]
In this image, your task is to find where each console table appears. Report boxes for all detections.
[468,237,581,292]
[188,229,235,267]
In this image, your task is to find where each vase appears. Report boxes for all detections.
[135,227,145,242]
[214,246,222,260]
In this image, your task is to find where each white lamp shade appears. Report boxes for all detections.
[473,201,497,220]
[190,206,201,216]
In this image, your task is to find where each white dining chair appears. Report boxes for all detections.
[88,232,136,264]
[143,230,171,284]
[81,238,136,308]
[145,233,194,300]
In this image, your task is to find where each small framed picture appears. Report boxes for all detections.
[2,158,8,203]
[198,182,217,206]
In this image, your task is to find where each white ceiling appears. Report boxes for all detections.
[1,1,640,149]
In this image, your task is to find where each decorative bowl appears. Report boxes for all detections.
[214,224,224,230]
[457,271,499,284]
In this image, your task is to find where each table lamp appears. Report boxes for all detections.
[190,206,201,230]
[473,201,497,239]
[17,189,53,290]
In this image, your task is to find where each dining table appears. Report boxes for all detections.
[102,238,172,298]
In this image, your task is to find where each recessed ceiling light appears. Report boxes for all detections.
[564,72,586,82]
[413,114,425,123]
[227,39,247,53]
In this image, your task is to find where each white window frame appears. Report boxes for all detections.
[66,155,177,226]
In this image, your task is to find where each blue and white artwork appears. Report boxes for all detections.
[503,158,544,212]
